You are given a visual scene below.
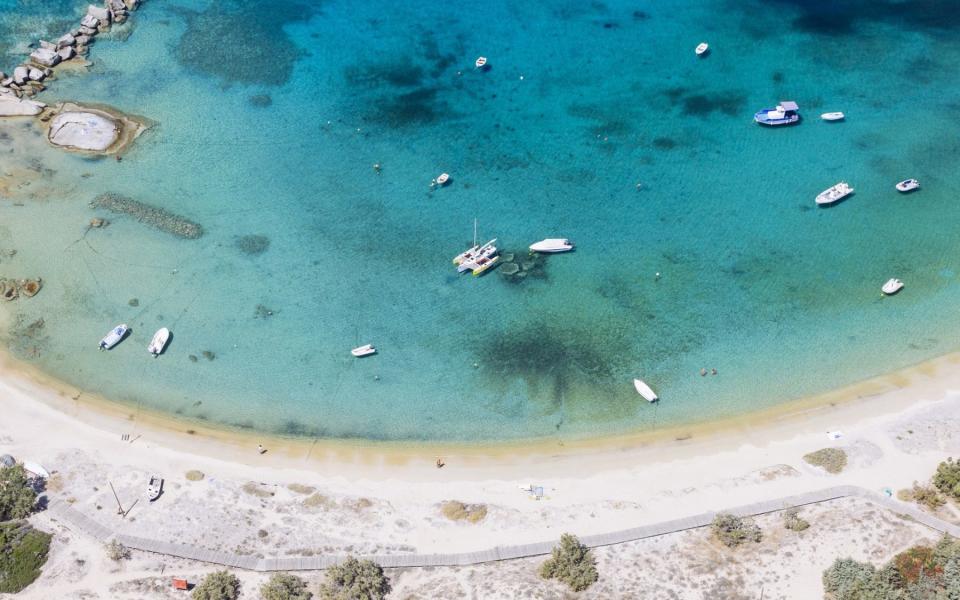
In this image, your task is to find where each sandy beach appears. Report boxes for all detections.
[3,347,960,597]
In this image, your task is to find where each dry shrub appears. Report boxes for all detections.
[803,447,847,474]
[440,501,487,523]
[241,482,274,498]
[185,470,205,481]
[303,493,333,509]
[287,483,315,495]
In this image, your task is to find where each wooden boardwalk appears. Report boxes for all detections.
[44,485,960,572]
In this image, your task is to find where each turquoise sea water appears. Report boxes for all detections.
[1,0,960,442]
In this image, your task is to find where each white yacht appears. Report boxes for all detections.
[896,179,920,193]
[458,241,498,272]
[882,278,904,295]
[695,42,709,56]
[351,344,377,357]
[99,324,129,350]
[820,112,845,121]
[815,182,854,205]
[148,327,170,357]
[633,379,659,403]
[529,238,574,253]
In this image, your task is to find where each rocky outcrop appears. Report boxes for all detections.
[0,97,45,116]
[45,102,149,154]
[29,48,60,67]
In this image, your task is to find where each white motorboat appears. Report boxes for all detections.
[754,101,800,126]
[148,327,170,357]
[633,379,658,403]
[147,475,163,502]
[695,42,709,56]
[820,112,845,121]
[435,173,450,186]
[896,179,920,193]
[881,278,904,295]
[529,238,574,253]
[815,182,854,206]
[351,344,377,357]
[458,241,497,272]
[99,324,129,350]
[475,56,488,69]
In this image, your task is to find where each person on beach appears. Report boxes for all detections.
[436,457,445,469]
[257,444,266,455]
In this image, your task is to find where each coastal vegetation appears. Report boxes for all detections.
[185,470,205,481]
[0,465,37,521]
[104,539,131,561]
[822,534,960,599]
[0,521,51,594]
[318,556,391,600]
[261,573,312,600]
[803,448,848,474]
[539,533,599,592]
[934,457,960,499]
[711,513,762,547]
[782,509,810,532]
[440,500,488,523]
[897,482,946,510]
[191,570,241,600]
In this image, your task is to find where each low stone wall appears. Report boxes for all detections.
[91,193,203,239]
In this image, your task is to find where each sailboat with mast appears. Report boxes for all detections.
[453,219,497,273]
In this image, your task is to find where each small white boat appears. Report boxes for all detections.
[695,42,709,56]
[529,238,574,253]
[148,327,170,357]
[147,475,163,502]
[633,379,658,403]
[881,278,904,295]
[475,56,488,69]
[351,344,376,357]
[754,101,800,126]
[99,324,129,350]
[896,179,920,193]
[435,173,450,186]
[820,112,845,121]
[815,182,854,206]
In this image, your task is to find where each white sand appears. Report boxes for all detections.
[3,351,960,597]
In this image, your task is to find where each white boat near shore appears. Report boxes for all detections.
[695,42,709,56]
[351,344,376,357]
[821,112,845,121]
[896,179,920,193]
[633,379,658,403]
[99,324,128,350]
[815,182,854,206]
[529,238,574,253]
[148,327,170,357]
[882,278,904,295]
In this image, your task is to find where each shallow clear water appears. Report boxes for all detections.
[1,0,960,442]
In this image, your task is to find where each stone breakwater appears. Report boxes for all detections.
[0,0,144,116]
[91,193,204,239]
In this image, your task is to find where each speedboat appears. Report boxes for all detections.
[821,112,845,121]
[882,278,904,295]
[475,56,488,69]
[99,324,129,350]
[435,173,450,186]
[148,327,170,357]
[147,475,163,502]
[695,42,709,56]
[351,344,377,357]
[815,182,854,206]
[754,101,800,126]
[529,238,574,253]
[896,179,920,193]
[633,379,658,403]
[455,239,497,271]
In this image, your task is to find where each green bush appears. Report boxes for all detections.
[192,570,241,600]
[0,521,51,594]
[782,509,810,532]
[935,458,960,499]
[908,482,946,510]
[261,572,312,600]
[710,513,761,548]
[0,465,37,521]
[944,556,960,600]
[822,558,876,600]
[538,533,598,592]
[319,556,390,600]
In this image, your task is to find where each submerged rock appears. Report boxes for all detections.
[500,262,520,276]
[91,193,204,239]
[48,111,119,151]
[18,279,41,297]
[0,280,18,301]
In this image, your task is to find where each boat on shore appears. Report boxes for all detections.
[475,56,488,69]
[754,101,800,126]
[99,324,129,350]
[147,475,163,502]
[351,344,376,357]
[896,179,920,193]
[695,42,709,56]
[633,379,659,403]
[148,327,170,357]
[821,112,845,121]
[529,238,574,253]
[882,278,904,295]
[815,182,854,206]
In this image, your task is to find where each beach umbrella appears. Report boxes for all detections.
[0,455,14,468]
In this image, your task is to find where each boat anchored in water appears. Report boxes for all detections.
[821,112,845,121]
[148,327,170,357]
[815,182,854,206]
[695,42,709,56]
[882,278,904,295]
[99,324,129,350]
[754,101,800,126]
[896,179,920,193]
[351,344,376,357]
[435,173,450,186]
[529,238,574,253]
[633,379,659,403]
[475,56,488,69]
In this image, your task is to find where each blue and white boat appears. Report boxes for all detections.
[99,324,129,350]
[754,101,800,126]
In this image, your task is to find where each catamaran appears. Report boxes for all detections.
[815,182,854,206]
[453,219,496,268]
[148,327,170,357]
[467,253,499,276]
[99,324,128,350]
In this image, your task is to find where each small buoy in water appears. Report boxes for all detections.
[519,75,524,80]
[636,182,643,190]
[700,368,707,377]
[711,368,717,375]
[373,163,381,172]
[655,272,661,281]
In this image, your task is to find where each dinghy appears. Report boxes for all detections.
[99,324,128,350]
[148,327,170,357]
[695,42,709,56]
[529,238,574,253]
[351,344,377,357]
[820,112,845,121]
[881,278,904,295]
[633,379,659,402]
[895,179,920,193]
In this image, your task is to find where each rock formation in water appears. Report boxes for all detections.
[91,192,204,239]
[45,102,149,155]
